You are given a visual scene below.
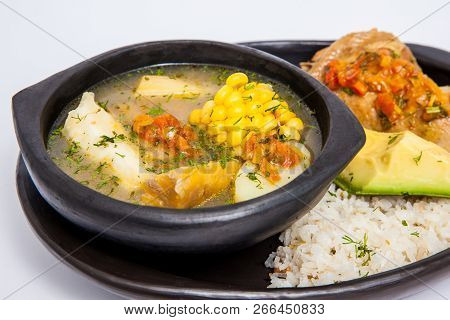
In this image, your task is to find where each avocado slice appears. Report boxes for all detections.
[335,129,450,197]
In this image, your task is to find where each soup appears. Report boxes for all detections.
[47,65,321,208]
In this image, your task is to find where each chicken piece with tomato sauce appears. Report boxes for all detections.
[301,29,450,151]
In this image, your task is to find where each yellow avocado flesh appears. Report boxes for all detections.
[335,129,450,197]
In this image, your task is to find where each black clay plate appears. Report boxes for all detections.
[16,41,450,299]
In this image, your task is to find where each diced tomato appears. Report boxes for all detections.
[152,114,180,130]
[344,67,360,83]
[376,93,396,116]
[350,81,368,96]
[324,68,339,90]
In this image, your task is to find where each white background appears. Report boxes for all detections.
[1,0,449,299]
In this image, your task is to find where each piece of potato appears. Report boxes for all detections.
[135,75,201,98]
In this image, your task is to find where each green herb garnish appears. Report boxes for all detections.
[410,231,420,237]
[387,134,401,145]
[244,83,255,90]
[412,151,422,165]
[402,220,408,226]
[233,117,242,125]
[342,233,374,266]
[98,100,109,111]
[264,103,281,113]
[247,171,263,189]
[49,126,63,141]
[94,131,125,147]
[147,105,165,116]
[342,87,354,96]
[328,191,337,197]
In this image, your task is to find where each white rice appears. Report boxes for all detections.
[265,184,450,288]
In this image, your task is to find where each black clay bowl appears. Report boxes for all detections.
[12,40,365,254]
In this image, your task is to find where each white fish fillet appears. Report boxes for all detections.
[63,92,147,190]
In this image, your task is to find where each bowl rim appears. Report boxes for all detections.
[12,39,365,227]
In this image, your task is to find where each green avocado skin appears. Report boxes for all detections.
[335,130,450,198]
[334,176,450,198]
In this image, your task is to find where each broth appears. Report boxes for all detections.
[47,64,321,208]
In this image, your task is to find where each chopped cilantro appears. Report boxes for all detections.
[412,151,422,165]
[147,105,165,116]
[98,100,109,111]
[94,131,125,147]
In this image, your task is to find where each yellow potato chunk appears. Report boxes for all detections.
[135,75,201,98]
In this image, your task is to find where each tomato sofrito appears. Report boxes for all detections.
[324,48,448,126]
[243,133,300,183]
[133,114,197,157]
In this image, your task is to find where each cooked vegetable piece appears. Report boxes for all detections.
[234,141,311,202]
[135,75,201,98]
[142,160,240,208]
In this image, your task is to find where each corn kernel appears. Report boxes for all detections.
[256,83,273,91]
[279,125,293,139]
[203,100,215,110]
[201,111,212,124]
[232,145,243,157]
[280,100,289,108]
[286,117,304,131]
[226,72,249,88]
[239,117,252,130]
[226,102,245,118]
[207,121,225,135]
[210,105,227,121]
[242,131,255,144]
[224,116,241,128]
[214,85,233,105]
[216,131,227,144]
[278,111,296,124]
[257,88,275,104]
[274,106,289,118]
[248,113,264,130]
[278,125,301,141]
[261,114,277,132]
[241,91,257,104]
[228,129,245,147]
[188,109,202,124]
[224,90,243,108]
[247,101,262,114]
